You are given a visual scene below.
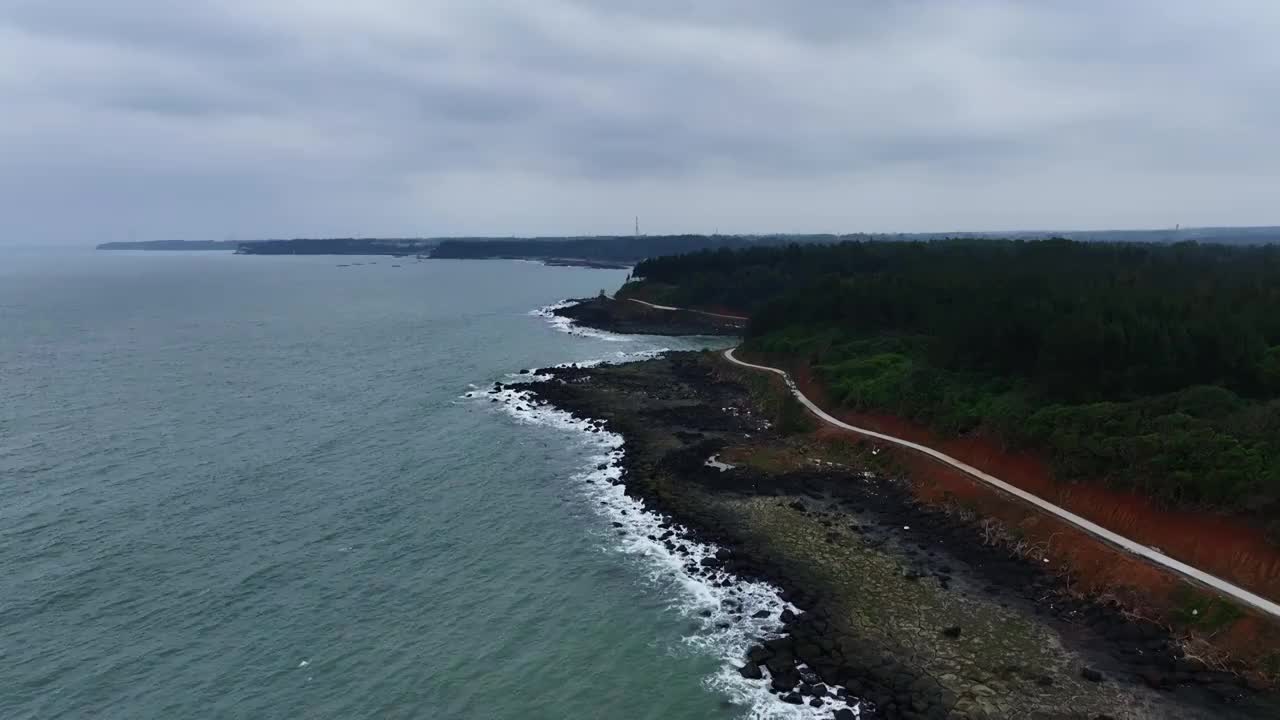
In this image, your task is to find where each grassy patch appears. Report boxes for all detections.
[721,357,816,436]
[1170,586,1244,634]
[1264,652,1280,677]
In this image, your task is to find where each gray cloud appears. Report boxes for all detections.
[2,0,1278,243]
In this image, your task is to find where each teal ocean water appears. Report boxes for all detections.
[0,251,832,719]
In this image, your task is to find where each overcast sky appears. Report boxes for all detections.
[3,1,1278,243]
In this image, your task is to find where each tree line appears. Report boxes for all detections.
[629,240,1280,537]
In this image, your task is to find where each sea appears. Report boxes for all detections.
[0,249,850,720]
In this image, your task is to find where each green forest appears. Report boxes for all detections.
[627,240,1280,537]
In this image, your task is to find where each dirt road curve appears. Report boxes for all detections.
[626,298,749,321]
[722,347,1280,620]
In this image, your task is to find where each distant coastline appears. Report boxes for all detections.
[234,238,438,256]
[96,240,248,251]
[97,227,1280,269]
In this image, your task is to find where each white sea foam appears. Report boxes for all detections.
[706,455,736,472]
[479,376,862,719]
[546,348,670,370]
[531,300,633,342]
[465,350,674,394]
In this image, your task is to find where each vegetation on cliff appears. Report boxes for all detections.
[629,240,1280,537]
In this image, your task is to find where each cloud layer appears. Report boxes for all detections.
[4,0,1278,243]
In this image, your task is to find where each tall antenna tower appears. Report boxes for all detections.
[635,216,639,237]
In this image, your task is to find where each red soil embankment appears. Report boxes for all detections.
[697,304,749,319]
[746,352,1280,608]
[810,420,1279,664]
[838,409,1280,603]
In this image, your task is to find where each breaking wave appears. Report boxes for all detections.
[468,367,862,719]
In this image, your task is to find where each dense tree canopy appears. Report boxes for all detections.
[629,240,1280,536]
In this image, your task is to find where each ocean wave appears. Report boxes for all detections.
[475,350,674,387]
[530,300,633,342]
[479,379,862,719]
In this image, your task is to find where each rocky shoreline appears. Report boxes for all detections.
[552,296,745,336]
[495,352,1279,720]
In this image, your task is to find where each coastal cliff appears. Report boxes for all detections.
[503,351,1279,719]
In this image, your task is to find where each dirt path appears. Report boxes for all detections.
[722,348,1280,621]
[625,297,749,321]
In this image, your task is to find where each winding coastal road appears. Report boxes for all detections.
[625,297,749,322]
[620,295,1280,617]
[622,298,1280,617]
[719,346,1280,620]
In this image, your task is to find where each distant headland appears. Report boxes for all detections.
[96,226,1280,267]
[96,240,250,251]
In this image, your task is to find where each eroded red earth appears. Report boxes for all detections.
[736,352,1280,662]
